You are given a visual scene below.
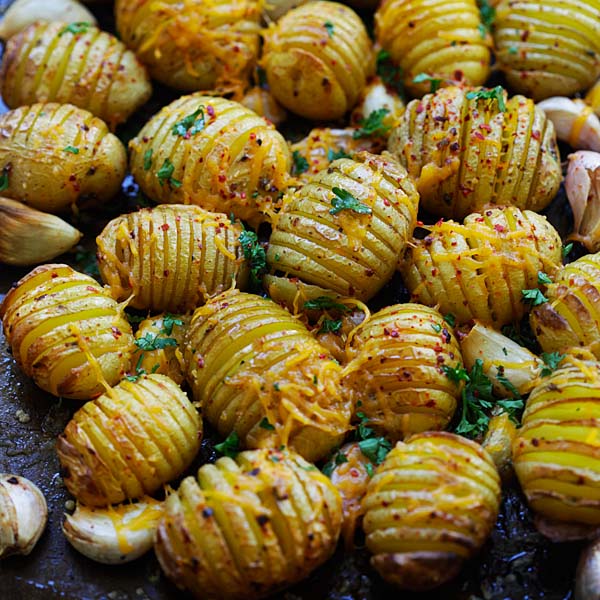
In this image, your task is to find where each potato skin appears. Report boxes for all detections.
[0,22,152,129]
[363,432,501,590]
[57,373,202,506]
[388,86,562,219]
[154,448,342,600]
[375,0,491,96]
[0,264,135,400]
[530,252,600,359]
[263,1,374,120]
[115,0,261,93]
[267,151,419,301]
[343,303,463,441]
[0,103,126,213]
[399,207,563,327]
[183,290,352,462]
[129,95,291,226]
[96,205,248,312]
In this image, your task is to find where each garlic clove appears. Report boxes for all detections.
[62,497,164,564]
[0,474,48,558]
[351,76,405,132]
[537,97,600,152]
[575,537,600,600]
[0,198,82,265]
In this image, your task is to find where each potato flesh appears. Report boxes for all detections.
[183,290,351,462]
[57,373,202,507]
[154,449,342,600]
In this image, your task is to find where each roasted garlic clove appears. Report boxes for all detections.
[63,498,163,564]
[0,198,82,266]
[576,537,600,600]
[482,413,517,482]
[350,77,405,134]
[0,474,47,559]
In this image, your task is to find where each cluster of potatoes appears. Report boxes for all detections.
[2,0,600,597]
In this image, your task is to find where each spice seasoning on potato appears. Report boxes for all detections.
[388,86,562,219]
[0,264,135,400]
[0,21,152,129]
[129,95,291,227]
[0,103,126,213]
[154,448,342,600]
[262,1,374,120]
[363,432,501,590]
[57,373,202,507]
[183,290,352,462]
[96,205,248,313]
[399,206,563,327]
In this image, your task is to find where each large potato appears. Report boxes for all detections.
[0,103,126,213]
[0,22,152,129]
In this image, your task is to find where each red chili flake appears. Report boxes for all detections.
[164,270,170,277]
[318,353,327,359]
[479,123,492,133]
[111,327,122,339]
[197,357,205,368]
[218,174,227,183]
[383,198,391,207]
[473,131,485,141]
[86,286,97,292]
[207,105,215,118]
[494,224,506,233]
[160,223,170,231]
[51,272,58,278]
[350,468,360,478]
[415,103,424,114]
[531,130,541,140]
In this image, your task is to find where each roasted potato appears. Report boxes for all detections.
[267,151,419,301]
[129,95,291,227]
[57,373,202,507]
[399,206,563,327]
[262,1,374,120]
[183,290,352,462]
[343,303,463,440]
[154,448,342,599]
[363,432,501,590]
[115,0,262,93]
[388,86,562,219]
[0,103,126,213]
[96,204,248,312]
[0,264,135,400]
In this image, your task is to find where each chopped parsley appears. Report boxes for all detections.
[322,449,349,476]
[496,365,522,399]
[478,23,487,39]
[540,352,566,377]
[412,73,442,93]
[172,105,205,137]
[353,108,391,139]
[319,318,342,334]
[135,333,178,352]
[478,0,496,32]
[466,86,507,112]
[292,150,309,175]
[327,148,352,161]
[143,148,153,171]
[215,432,240,457]
[376,49,404,97]
[324,21,334,37]
[444,313,456,327]
[259,417,275,431]
[521,288,548,306]
[358,437,392,466]
[432,323,442,333]
[329,187,372,216]
[157,158,179,187]
[63,145,79,154]
[239,229,267,287]
[160,314,183,336]
[537,271,552,285]
[0,165,10,191]
[562,242,574,260]
[508,45,518,54]
[303,296,350,312]
[60,22,92,36]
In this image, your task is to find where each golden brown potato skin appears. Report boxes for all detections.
[343,303,463,441]
[96,205,248,312]
[399,207,563,327]
[388,86,562,219]
[183,290,352,462]
[129,94,291,227]
[115,0,261,93]
[0,21,152,129]
[0,264,134,400]
[363,432,501,590]
[57,374,202,507]
[154,448,342,600]
[263,1,374,120]
[0,103,126,213]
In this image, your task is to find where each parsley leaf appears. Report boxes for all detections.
[327,148,352,161]
[60,22,91,36]
[444,313,456,327]
[292,150,309,175]
[432,323,442,333]
[358,437,392,465]
[259,417,275,430]
[135,333,178,351]
[329,187,372,216]
[353,108,391,139]
[496,366,523,402]
[239,229,267,287]
[143,148,153,171]
[157,158,179,187]
[0,165,10,191]
[356,411,375,440]
[322,449,348,476]
[215,432,240,457]
[63,145,79,154]
[172,105,205,137]
[540,352,566,377]
[324,21,334,37]
[376,49,404,97]
[477,23,487,39]
[303,296,350,312]
[478,0,496,31]
[466,86,507,112]
[562,242,574,260]
[161,314,183,336]
[521,288,548,306]
[413,73,442,93]
[537,271,553,285]
[319,318,342,334]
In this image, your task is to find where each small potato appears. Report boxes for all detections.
[0,22,152,129]
[0,103,126,213]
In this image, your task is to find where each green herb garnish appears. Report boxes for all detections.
[562,242,574,260]
[521,288,548,306]
[540,352,566,377]
[160,314,183,336]
[0,165,10,191]
[135,333,178,352]
[157,158,178,187]
[63,145,79,154]
[329,187,372,216]
[60,22,91,36]
[413,73,442,93]
[537,272,552,285]
[259,417,275,431]
[376,49,404,97]
[239,229,267,287]
[466,86,506,112]
[143,148,153,171]
[172,105,205,137]
[319,318,342,334]
[303,296,350,312]
[324,21,334,37]
[327,148,352,161]
[292,150,309,175]
[215,432,240,457]
[353,108,391,139]
[478,0,496,32]
[444,313,456,328]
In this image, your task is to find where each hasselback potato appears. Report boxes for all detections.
[183,290,351,462]
[154,448,342,599]
[96,204,248,312]
[388,86,562,219]
[0,103,126,213]
[115,0,262,93]
[530,252,600,359]
[0,21,152,129]
[57,373,202,507]
[363,432,501,590]
[494,0,600,101]
[513,358,600,527]
[262,1,373,120]
[0,264,134,400]
[375,0,491,96]
[266,151,419,301]
[129,94,291,226]
[399,206,563,327]
[343,303,463,440]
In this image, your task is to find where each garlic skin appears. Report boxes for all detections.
[63,497,163,564]
[0,474,48,559]
[537,97,600,152]
[0,198,82,265]
[565,151,600,252]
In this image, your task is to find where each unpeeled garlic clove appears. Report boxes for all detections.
[0,198,82,265]
[62,497,164,564]
[537,97,600,152]
[0,474,48,559]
